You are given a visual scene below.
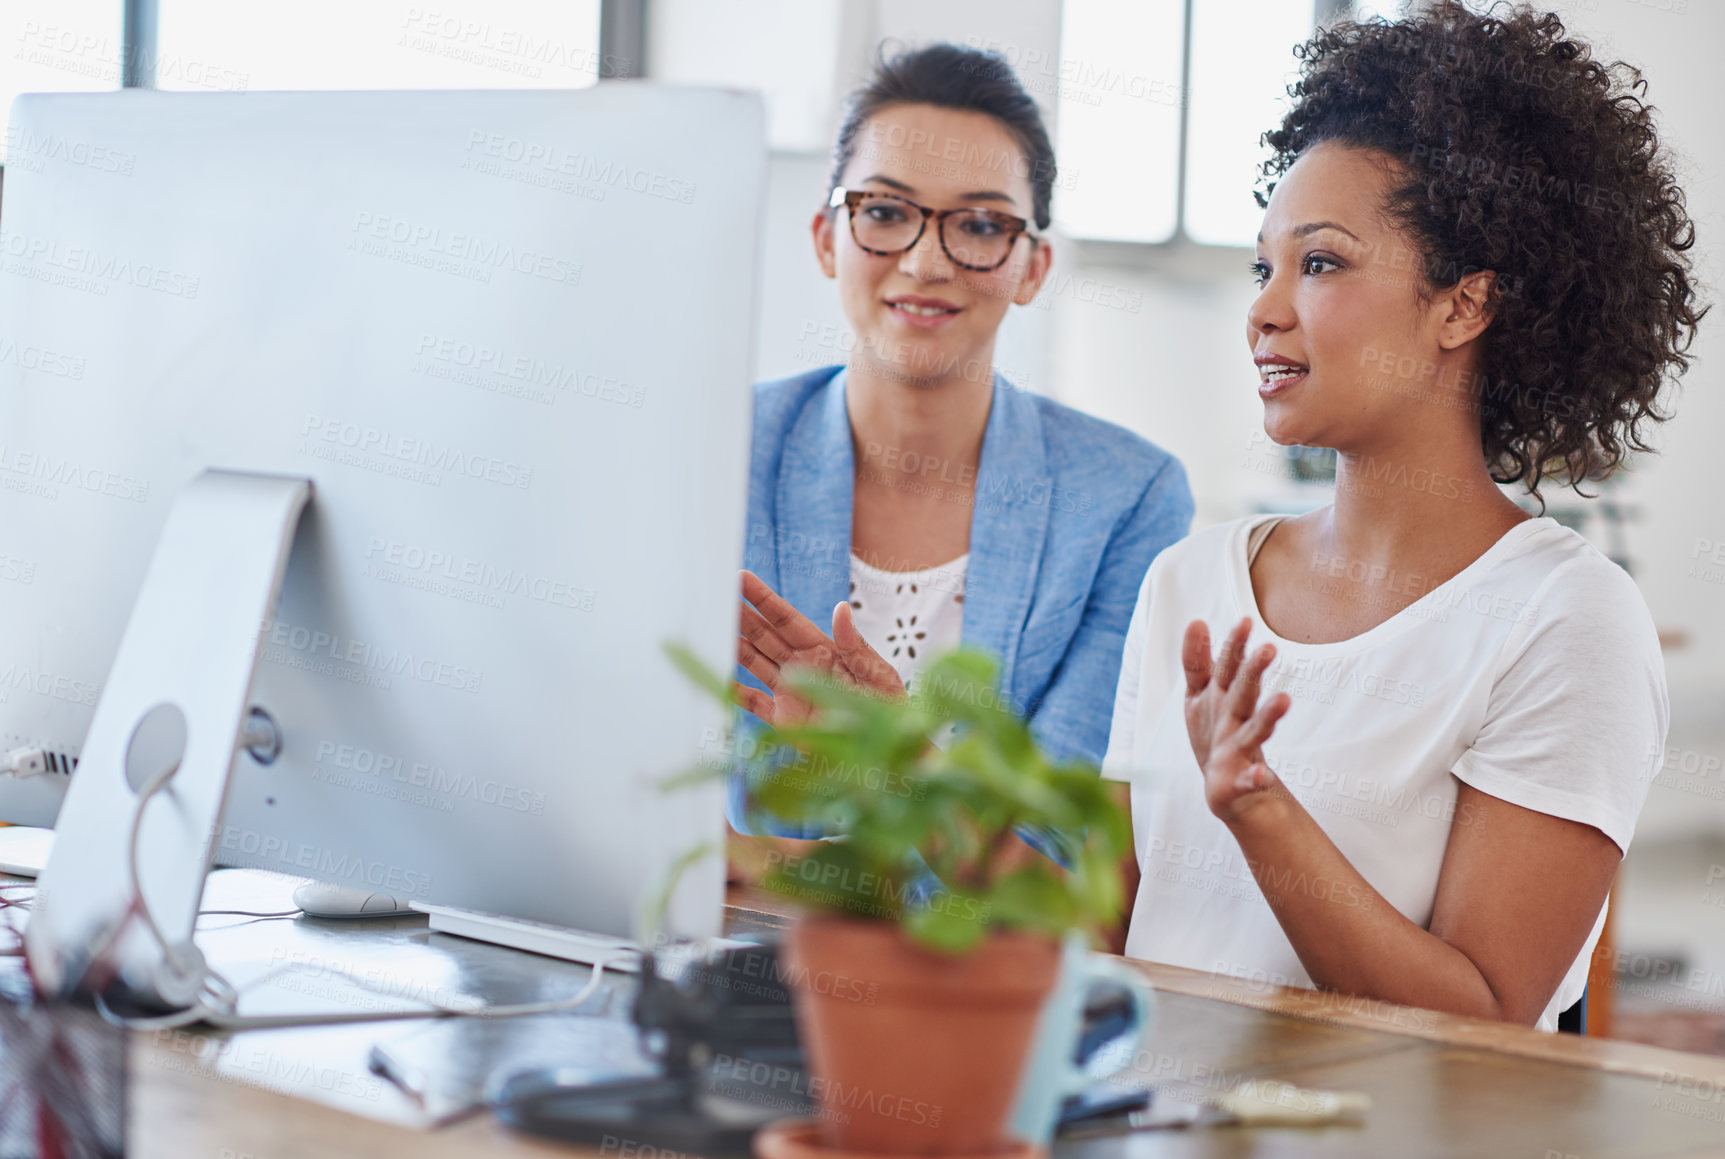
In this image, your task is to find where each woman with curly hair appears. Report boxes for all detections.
[1103,1,1705,1029]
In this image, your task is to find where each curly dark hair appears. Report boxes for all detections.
[1260,1,1705,496]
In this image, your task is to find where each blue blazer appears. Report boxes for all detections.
[730,365,1192,834]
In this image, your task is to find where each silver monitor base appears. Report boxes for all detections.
[26,469,312,1006]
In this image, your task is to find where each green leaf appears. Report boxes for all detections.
[640,840,720,946]
[1070,843,1124,925]
[761,843,910,922]
[988,868,1079,937]
[658,762,723,792]
[662,641,737,705]
[903,894,989,953]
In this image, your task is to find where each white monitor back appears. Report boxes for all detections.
[0,87,762,940]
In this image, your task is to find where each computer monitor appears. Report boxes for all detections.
[0,87,763,982]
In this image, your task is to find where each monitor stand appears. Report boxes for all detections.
[25,469,312,1007]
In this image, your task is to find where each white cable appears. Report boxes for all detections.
[127,761,186,967]
[101,754,618,1032]
[0,746,50,779]
[100,953,619,1031]
[214,953,618,1029]
[123,760,239,1012]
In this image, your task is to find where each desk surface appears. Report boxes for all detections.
[116,874,1725,1159]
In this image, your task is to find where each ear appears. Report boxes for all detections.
[811,209,837,280]
[1436,269,1497,350]
[1010,237,1054,307]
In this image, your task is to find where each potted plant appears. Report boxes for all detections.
[667,646,1130,1157]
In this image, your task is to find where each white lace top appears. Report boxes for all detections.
[847,552,968,692]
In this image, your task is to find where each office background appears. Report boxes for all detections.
[3,0,1721,1048]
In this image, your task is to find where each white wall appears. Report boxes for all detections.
[750,153,848,383]
[646,0,845,150]
[1051,254,1261,525]
[1537,0,1725,839]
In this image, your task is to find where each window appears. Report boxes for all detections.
[153,0,602,92]
[1055,0,1318,247]
[1052,0,1183,243]
[1182,0,1315,246]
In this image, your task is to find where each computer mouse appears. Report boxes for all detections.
[292,880,419,918]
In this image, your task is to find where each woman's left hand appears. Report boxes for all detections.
[734,571,903,725]
[1181,618,1291,823]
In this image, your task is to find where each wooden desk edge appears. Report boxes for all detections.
[726,888,1725,1087]
[1125,958,1725,1086]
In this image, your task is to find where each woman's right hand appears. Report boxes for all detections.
[1181,617,1257,774]
[1181,617,1290,823]
[734,570,903,726]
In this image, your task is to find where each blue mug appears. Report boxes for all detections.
[1008,931,1156,1145]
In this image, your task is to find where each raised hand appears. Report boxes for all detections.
[734,571,904,726]
[829,599,905,696]
[1181,618,1291,822]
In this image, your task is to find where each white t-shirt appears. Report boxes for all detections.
[848,553,968,692]
[1102,514,1667,1031]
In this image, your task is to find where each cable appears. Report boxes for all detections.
[92,749,620,1032]
[122,759,237,1012]
[0,747,52,779]
[0,888,27,956]
[127,762,188,971]
[216,952,618,1029]
[99,953,620,1032]
[0,882,298,921]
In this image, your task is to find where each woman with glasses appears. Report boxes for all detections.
[728,44,1193,859]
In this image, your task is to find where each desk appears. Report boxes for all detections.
[114,875,1725,1158]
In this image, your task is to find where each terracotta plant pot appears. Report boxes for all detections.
[782,916,1059,1155]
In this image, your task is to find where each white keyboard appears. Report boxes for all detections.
[412,902,645,972]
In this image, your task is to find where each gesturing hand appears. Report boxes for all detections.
[734,571,904,726]
[1182,618,1291,822]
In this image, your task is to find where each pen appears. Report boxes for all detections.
[1057,1081,1370,1139]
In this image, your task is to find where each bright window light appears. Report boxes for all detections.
[1182,0,1314,247]
[1353,0,1409,21]
[155,0,603,92]
[1052,0,1183,243]
[2,0,123,165]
